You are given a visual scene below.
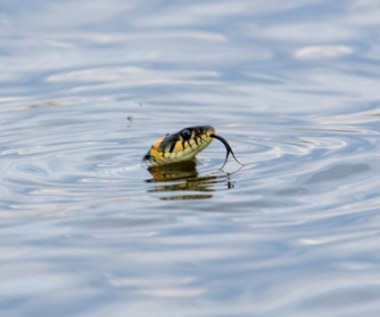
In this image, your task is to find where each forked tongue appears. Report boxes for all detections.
[210,134,244,169]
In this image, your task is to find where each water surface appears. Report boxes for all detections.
[1,1,380,316]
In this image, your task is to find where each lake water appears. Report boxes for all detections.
[1,1,380,316]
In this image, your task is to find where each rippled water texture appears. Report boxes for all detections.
[1,1,380,316]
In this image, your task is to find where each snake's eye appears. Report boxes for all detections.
[181,128,192,139]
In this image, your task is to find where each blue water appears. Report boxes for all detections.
[1,1,380,316]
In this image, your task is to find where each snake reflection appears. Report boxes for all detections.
[145,161,235,200]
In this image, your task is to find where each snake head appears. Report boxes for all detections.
[143,126,215,167]
[142,125,243,169]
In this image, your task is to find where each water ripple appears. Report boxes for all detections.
[1,1,380,316]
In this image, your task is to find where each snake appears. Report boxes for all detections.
[142,125,243,168]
